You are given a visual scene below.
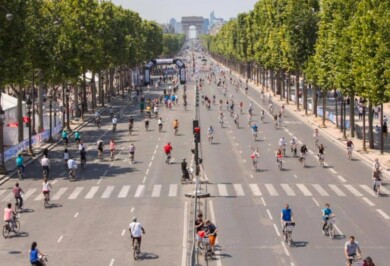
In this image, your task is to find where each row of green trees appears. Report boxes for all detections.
[162,34,186,57]
[0,0,184,142]
[203,0,390,149]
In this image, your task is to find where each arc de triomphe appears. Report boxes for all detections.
[181,16,204,39]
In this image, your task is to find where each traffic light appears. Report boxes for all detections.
[194,127,200,143]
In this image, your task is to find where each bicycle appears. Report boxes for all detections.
[110,150,115,161]
[252,132,257,141]
[291,145,297,157]
[42,167,49,179]
[373,178,381,196]
[129,125,133,135]
[299,155,306,167]
[252,159,258,171]
[219,120,224,128]
[283,222,295,247]
[38,254,48,266]
[347,254,362,266]
[347,147,353,160]
[69,169,77,181]
[234,119,239,128]
[277,157,283,171]
[181,167,194,183]
[323,215,335,239]
[174,127,178,136]
[17,167,24,180]
[15,197,23,213]
[318,154,325,168]
[2,214,20,238]
[112,124,117,133]
[158,124,163,133]
[129,153,135,164]
[133,238,141,260]
[314,138,319,148]
[208,133,213,143]
[80,158,86,169]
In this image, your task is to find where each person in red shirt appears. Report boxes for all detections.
[164,142,173,164]
[13,183,24,211]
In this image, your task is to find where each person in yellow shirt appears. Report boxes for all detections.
[173,119,179,135]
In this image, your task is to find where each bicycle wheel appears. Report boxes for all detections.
[2,225,10,238]
[13,221,20,233]
[287,232,293,246]
[329,225,335,239]
[133,241,139,260]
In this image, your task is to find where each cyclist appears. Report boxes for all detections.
[67,157,77,180]
[276,148,283,165]
[173,119,179,135]
[300,144,308,162]
[40,155,50,178]
[153,106,158,118]
[250,148,260,169]
[97,139,104,159]
[112,116,118,132]
[313,128,319,139]
[181,158,190,180]
[109,106,114,118]
[30,241,46,266]
[281,203,294,232]
[128,116,134,134]
[63,148,69,164]
[95,111,101,128]
[321,203,332,233]
[62,130,68,145]
[42,177,53,206]
[129,217,145,253]
[274,114,278,128]
[219,112,224,127]
[204,220,218,254]
[80,147,87,166]
[251,123,258,139]
[372,158,381,172]
[109,139,116,160]
[345,236,362,266]
[158,117,163,132]
[13,182,24,211]
[4,203,16,231]
[16,153,24,174]
[239,102,243,113]
[290,137,297,154]
[129,144,136,163]
[347,139,354,158]
[164,142,173,164]
[74,130,81,145]
[78,140,85,152]
[269,102,273,113]
[318,144,325,162]
[207,126,214,142]
[260,109,265,121]
[144,118,150,131]
[234,113,239,128]
[279,137,287,156]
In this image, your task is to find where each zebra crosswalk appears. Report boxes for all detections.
[0,183,388,203]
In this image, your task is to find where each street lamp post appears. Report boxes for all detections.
[66,88,71,131]
[26,98,35,156]
[0,106,8,174]
[47,93,54,143]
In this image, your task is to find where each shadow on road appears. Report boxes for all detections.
[139,252,159,260]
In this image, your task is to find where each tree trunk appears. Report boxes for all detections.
[335,90,339,128]
[322,89,326,127]
[313,84,318,117]
[296,70,300,110]
[91,72,96,111]
[368,102,374,149]
[37,75,44,132]
[82,70,87,114]
[303,76,308,115]
[105,69,110,103]
[74,85,79,118]
[349,92,355,138]
[276,70,282,100]
[16,89,24,142]
[281,71,285,101]
[109,68,114,98]
[286,73,290,104]
[270,70,275,96]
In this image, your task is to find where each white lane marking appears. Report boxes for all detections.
[218,184,228,197]
[1,192,13,202]
[52,188,68,200]
[312,184,329,196]
[148,162,152,168]
[101,186,114,199]
[34,192,44,201]
[142,176,147,183]
[121,229,126,236]
[85,186,99,199]
[109,258,115,266]
[376,209,390,220]
[97,178,103,185]
[273,224,281,236]
[74,212,79,218]
[249,184,262,196]
[265,184,279,196]
[250,174,253,179]
[134,185,145,198]
[145,169,150,176]
[153,150,157,155]
[151,185,162,197]
[293,174,298,179]
[296,184,312,196]
[118,185,130,198]
[22,188,36,200]
[151,155,155,161]
[329,168,337,174]
[281,184,296,196]
[68,187,84,200]
[155,144,159,149]
[334,225,343,236]
[261,197,267,206]
[328,184,346,196]
[362,197,375,206]
[169,184,178,197]
[312,197,320,206]
[266,209,273,220]
[103,170,108,176]
[359,185,376,197]
[281,241,290,256]
[109,162,113,167]
[344,185,363,197]
[181,201,188,266]
[131,207,134,213]
[57,235,63,243]
[337,175,347,183]
[233,184,245,196]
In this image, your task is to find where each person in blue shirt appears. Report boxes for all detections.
[16,154,24,172]
[322,203,333,232]
[281,203,294,229]
[30,241,46,266]
[74,130,81,144]
[251,123,258,133]
[62,130,68,145]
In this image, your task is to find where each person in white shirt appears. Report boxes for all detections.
[67,158,77,180]
[40,156,50,177]
[279,137,287,155]
[129,217,145,252]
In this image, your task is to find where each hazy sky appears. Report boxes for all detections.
[112,0,259,23]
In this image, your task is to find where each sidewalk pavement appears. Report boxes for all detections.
[213,60,390,178]
[0,95,127,184]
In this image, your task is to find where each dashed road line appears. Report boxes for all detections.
[329,168,337,174]
[362,197,375,206]
[312,197,320,206]
[74,212,79,218]
[266,209,273,220]
[273,224,280,236]
[376,209,390,220]
[337,175,347,183]
[57,235,63,243]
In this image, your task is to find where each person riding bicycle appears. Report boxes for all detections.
[207,126,214,139]
[173,119,179,132]
[250,148,260,164]
[95,111,101,126]
[274,114,278,126]
[181,158,190,180]
[345,236,362,266]
[30,241,46,266]
[13,182,24,211]
[251,123,258,134]
[42,177,53,204]
[362,257,375,266]
[281,203,294,232]
[234,113,239,125]
[40,155,50,177]
[63,148,69,164]
[112,116,118,131]
[300,144,308,161]
[204,220,218,254]
[260,109,265,120]
[318,144,325,161]
[4,203,17,231]
[128,116,134,131]
[347,139,354,157]
[129,217,145,253]
[321,203,333,233]
[109,139,116,159]
[313,128,319,139]
[80,147,87,165]
[276,148,283,163]
[67,157,77,179]
[219,112,224,123]
[16,154,24,173]
[290,137,297,152]
[144,118,149,131]
[74,130,81,144]
[97,139,104,159]
[158,117,163,132]
[164,142,173,164]
[279,137,287,155]
[62,130,68,145]
[153,106,158,117]
[129,144,136,161]
[372,158,381,172]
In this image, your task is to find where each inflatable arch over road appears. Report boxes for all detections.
[144,58,186,85]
